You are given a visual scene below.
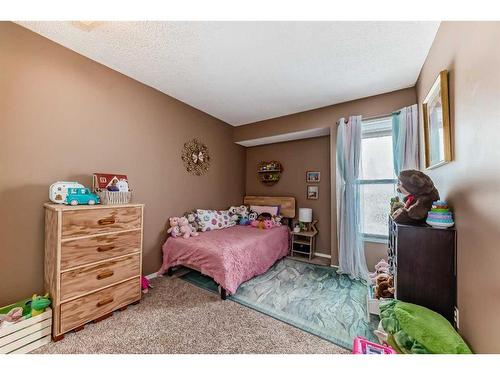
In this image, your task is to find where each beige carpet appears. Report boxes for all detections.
[33,275,347,354]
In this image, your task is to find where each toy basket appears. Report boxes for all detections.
[97,190,132,205]
[0,298,52,354]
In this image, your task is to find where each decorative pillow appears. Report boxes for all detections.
[250,205,280,216]
[196,209,235,231]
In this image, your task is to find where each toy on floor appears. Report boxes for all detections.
[179,216,199,238]
[391,170,440,224]
[369,258,390,283]
[374,273,395,299]
[426,200,455,228]
[167,217,181,238]
[352,336,396,354]
[376,299,472,354]
[29,293,51,317]
[141,276,152,294]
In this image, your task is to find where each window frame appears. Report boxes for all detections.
[358,116,397,243]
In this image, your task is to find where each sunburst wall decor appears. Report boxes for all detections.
[181,138,211,176]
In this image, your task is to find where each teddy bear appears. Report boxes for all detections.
[375,273,395,299]
[167,217,181,238]
[392,169,440,224]
[179,216,199,239]
[369,258,390,283]
[183,210,200,232]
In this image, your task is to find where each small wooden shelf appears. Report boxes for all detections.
[257,161,282,186]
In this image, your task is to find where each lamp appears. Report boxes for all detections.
[298,208,313,231]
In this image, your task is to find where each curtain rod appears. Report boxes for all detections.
[336,111,400,125]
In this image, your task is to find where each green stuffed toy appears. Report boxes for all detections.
[29,293,51,317]
[377,299,472,354]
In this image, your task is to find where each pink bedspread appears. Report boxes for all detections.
[158,225,290,294]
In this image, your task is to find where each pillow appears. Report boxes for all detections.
[250,205,280,216]
[196,209,236,231]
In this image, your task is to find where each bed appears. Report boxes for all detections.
[157,196,295,299]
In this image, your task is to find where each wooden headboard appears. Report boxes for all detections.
[243,196,296,218]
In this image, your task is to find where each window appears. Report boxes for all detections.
[359,116,397,242]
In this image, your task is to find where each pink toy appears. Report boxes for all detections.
[141,276,151,294]
[369,258,390,283]
[167,217,181,238]
[179,217,199,239]
[352,336,396,354]
[263,219,273,229]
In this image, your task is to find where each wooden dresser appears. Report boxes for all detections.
[388,218,456,325]
[44,203,144,340]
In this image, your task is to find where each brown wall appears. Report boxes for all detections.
[416,21,500,353]
[237,88,417,265]
[246,136,331,255]
[0,22,246,306]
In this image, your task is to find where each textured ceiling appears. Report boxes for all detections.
[17,21,439,126]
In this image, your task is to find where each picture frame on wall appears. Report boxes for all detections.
[423,70,452,169]
[307,185,319,200]
[306,171,320,183]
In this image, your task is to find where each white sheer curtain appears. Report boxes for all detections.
[336,115,369,282]
[392,104,419,175]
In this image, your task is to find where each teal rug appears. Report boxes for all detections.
[180,257,378,350]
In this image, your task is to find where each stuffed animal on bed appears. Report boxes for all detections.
[183,210,200,232]
[179,217,199,239]
[228,205,250,224]
[167,217,181,238]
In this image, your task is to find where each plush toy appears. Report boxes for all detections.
[248,210,258,221]
[0,307,24,328]
[390,197,405,215]
[239,217,250,226]
[141,276,152,294]
[392,170,440,224]
[271,215,283,226]
[263,219,274,229]
[369,258,391,283]
[183,211,200,232]
[167,217,181,238]
[228,205,250,224]
[179,216,199,239]
[375,274,395,299]
[29,293,51,317]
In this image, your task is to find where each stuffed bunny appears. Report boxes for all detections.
[167,217,181,238]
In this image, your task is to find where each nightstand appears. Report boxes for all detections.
[290,220,318,260]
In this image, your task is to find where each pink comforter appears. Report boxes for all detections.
[158,225,290,294]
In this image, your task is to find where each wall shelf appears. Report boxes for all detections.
[257,161,283,186]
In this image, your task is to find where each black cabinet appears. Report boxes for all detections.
[388,218,456,324]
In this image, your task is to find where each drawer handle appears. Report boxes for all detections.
[97,245,115,252]
[96,297,114,307]
[98,217,116,225]
[96,270,114,280]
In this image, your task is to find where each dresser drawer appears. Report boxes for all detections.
[61,207,142,239]
[61,230,141,270]
[60,278,140,333]
[60,254,140,301]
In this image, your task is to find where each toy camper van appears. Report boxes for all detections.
[49,181,84,204]
[65,187,100,206]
